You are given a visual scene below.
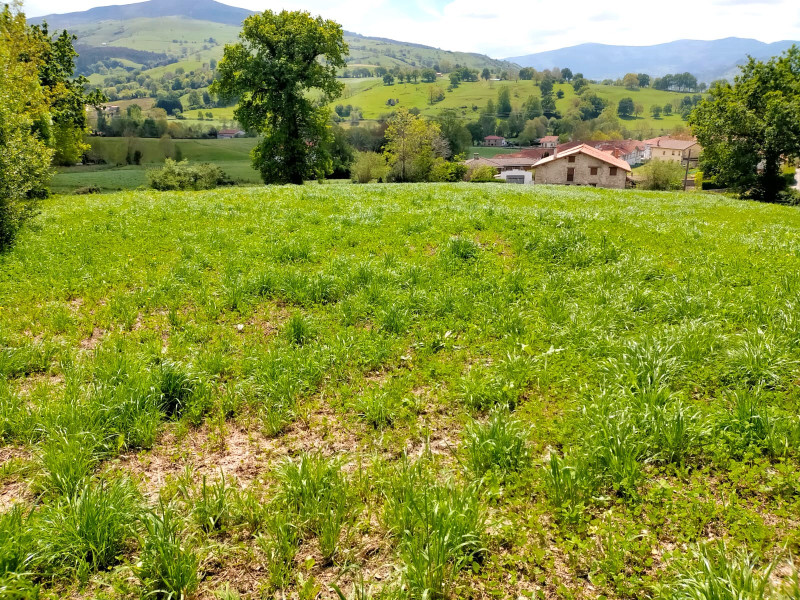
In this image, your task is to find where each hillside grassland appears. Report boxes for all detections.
[2,185,800,599]
[329,79,693,134]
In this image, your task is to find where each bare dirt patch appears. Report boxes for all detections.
[115,404,362,498]
[0,446,34,512]
[80,327,105,350]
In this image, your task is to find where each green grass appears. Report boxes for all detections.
[329,79,695,135]
[51,138,262,192]
[1,184,800,598]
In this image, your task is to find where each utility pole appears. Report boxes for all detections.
[683,149,692,191]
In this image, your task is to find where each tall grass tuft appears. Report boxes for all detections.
[257,511,299,591]
[462,408,530,480]
[137,503,199,599]
[383,457,485,598]
[274,453,355,564]
[35,477,141,579]
[659,542,775,600]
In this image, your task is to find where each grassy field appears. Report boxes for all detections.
[1,184,800,599]
[51,138,262,193]
[331,79,693,135]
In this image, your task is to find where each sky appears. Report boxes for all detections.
[24,0,800,58]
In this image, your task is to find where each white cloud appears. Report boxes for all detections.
[24,0,800,58]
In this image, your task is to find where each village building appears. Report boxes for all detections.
[555,139,647,166]
[532,144,632,189]
[643,136,702,162]
[539,135,559,148]
[217,129,246,139]
[483,135,506,147]
[463,155,537,173]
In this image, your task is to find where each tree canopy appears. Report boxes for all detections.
[690,46,800,202]
[1,4,52,249]
[211,10,348,184]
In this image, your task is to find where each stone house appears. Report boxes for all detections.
[539,135,559,148]
[643,136,702,162]
[532,144,631,189]
[484,135,506,147]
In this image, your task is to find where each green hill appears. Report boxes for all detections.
[34,0,514,78]
[332,78,695,134]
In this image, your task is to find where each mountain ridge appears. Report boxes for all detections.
[507,37,799,80]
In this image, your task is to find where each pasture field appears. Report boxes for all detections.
[2,185,800,599]
[327,79,692,135]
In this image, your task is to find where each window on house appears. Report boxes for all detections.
[567,167,574,182]
[609,167,617,176]
[590,167,598,175]
[568,155,575,163]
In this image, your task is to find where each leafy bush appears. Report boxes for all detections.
[148,159,230,191]
[638,159,685,190]
[351,151,389,183]
[468,165,497,182]
[73,185,101,195]
[429,158,469,182]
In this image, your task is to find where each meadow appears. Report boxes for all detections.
[1,184,800,599]
[329,79,692,135]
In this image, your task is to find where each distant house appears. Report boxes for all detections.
[218,129,246,139]
[643,136,702,162]
[464,154,537,173]
[539,135,559,148]
[484,135,506,147]
[532,144,631,189]
[556,139,647,166]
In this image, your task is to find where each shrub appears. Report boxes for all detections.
[73,185,101,195]
[429,158,468,182]
[351,151,388,183]
[148,159,230,191]
[468,165,497,182]
[638,159,685,190]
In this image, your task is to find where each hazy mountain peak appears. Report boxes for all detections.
[30,0,253,27]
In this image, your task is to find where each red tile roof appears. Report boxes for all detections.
[539,136,559,143]
[484,135,505,140]
[501,148,553,161]
[533,144,632,171]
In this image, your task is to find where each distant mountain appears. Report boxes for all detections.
[506,38,799,81]
[31,0,515,72]
[29,0,252,27]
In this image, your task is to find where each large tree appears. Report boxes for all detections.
[31,23,106,165]
[211,10,348,184]
[0,3,53,250]
[384,109,447,182]
[690,46,800,202]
